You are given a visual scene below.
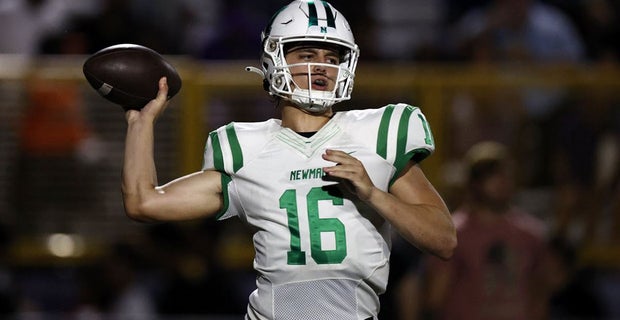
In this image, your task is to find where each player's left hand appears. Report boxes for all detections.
[322,149,375,201]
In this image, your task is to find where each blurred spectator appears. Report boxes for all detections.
[379,234,424,320]
[177,0,224,57]
[549,87,620,245]
[448,0,584,124]
[10,80,103,233]
[42,0,198,55]
[127,0,223,56]
[546,237,608,319]
[443,0,491,25]
[0,0,97,56]
[442,89,526,203]
[71,263,106,320]
[422,141,549,320]
[449,0,584,63]
[368,0,448,61]
[101,242,158,320]
[569,0,620,63]
[199,1,261,59]
[443,0,587,191]
[447,0,585,119]
[54,0,145,54]
[146,221,252,316]
[0,0,68,56]
[200,0,281,60]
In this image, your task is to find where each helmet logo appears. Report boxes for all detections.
[307,1,336,29]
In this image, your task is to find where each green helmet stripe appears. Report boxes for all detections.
[321,1,336,28]
[307,1,318,26]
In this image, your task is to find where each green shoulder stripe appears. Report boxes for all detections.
[209,131,224,171]
[376,104,395,159]
[209,124,244,173]
[225,123,244,173]
[376,104,425,186]
[392,105,415,175]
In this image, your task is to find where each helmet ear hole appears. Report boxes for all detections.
[273,75,286,91]
[267,40,278,53]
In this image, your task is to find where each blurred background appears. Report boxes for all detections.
[0,0,619,319]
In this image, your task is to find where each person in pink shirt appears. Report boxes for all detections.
[422,141,549,320]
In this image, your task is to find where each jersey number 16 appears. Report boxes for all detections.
[279,187,347,265]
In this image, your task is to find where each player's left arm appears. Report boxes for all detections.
[322,151,456,260]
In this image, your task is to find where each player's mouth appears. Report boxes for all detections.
[311,76,329,90]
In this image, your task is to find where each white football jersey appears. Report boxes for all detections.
[202,103,435,320]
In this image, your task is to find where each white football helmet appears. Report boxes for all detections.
[247,0,360,113]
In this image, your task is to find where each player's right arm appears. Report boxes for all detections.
[122,77,223,222]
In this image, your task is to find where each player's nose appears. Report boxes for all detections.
[313,63,326,73]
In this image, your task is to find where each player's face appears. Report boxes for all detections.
[285,46,340,92]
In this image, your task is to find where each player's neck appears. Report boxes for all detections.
[280,104,333,133]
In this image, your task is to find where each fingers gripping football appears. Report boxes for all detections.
[145,77,171,114]
[126,77,169,122]
[322,149,376,201]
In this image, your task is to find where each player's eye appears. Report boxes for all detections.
[299,53,314,61]
[326,57,339,65]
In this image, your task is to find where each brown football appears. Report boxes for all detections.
[83,44,182,110]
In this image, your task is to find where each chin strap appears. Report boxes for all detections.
[291,87,333,113]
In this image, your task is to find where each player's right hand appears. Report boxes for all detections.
[126,77,170,124]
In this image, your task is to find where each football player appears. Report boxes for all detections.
[122,1,456,319]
